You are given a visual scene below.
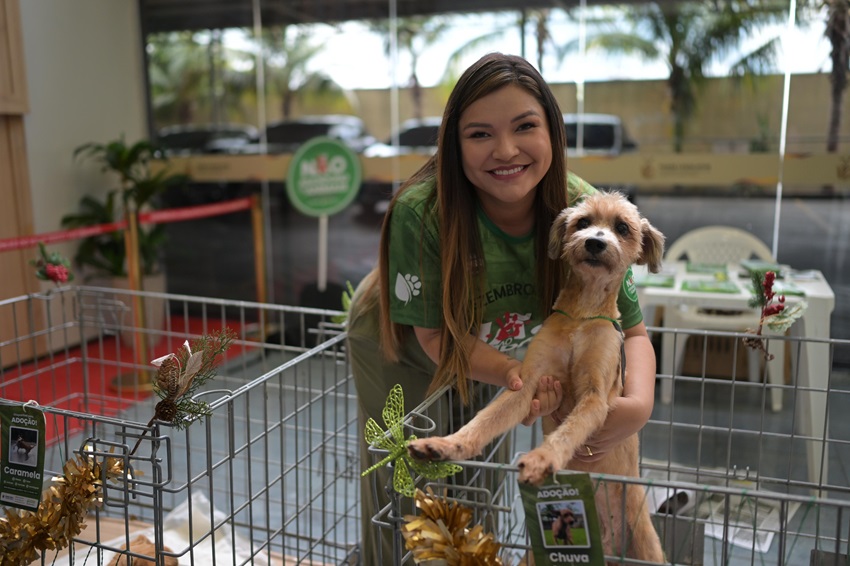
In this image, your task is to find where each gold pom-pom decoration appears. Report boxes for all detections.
[401,487,503,565]
[0,448,125,566]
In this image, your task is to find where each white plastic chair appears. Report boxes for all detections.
[661,226,785,412]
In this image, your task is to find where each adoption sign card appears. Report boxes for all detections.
[519,473,604,565]
[0,404,46,511]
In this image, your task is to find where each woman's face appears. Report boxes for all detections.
[459,84,553,213]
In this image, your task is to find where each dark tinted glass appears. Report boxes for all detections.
[158,128,253,152]
[158,131,212,151]
[565,123,616,150]
[395,126,439,147]
[266,123,333,144]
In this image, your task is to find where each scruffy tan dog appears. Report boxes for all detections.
[552,507,577,546]
[408,191,666,563]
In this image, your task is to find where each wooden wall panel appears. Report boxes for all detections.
[0,0,28,114]
[0,0,38,367]
[0,116,40,367]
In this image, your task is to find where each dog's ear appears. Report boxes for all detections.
[548,208,572,259]
[637,218,666,273]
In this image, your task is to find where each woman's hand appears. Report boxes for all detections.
[522,376,562,426]
[504,359,523,391]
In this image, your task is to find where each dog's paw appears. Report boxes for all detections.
[407,436,469,462]
[517,448,561,485]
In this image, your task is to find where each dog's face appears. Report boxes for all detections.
[548,192,664,284]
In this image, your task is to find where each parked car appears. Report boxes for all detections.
[156,123,259,156]
[358,118,441,214]
[362,117,441,158]
[563,113,638,157]
[262,114,376,154]
[563,113,639,201]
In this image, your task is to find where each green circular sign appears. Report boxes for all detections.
[286,136,362,217]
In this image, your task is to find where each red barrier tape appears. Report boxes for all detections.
[0,221,127,253]
[140,197,252,225]
[0,197,254,253]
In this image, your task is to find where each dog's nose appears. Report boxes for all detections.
[585,238,607,255]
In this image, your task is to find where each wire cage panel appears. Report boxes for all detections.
[0,286,358,565]
[367,328,850,566]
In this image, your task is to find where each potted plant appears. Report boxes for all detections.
[61,137,186,281]
[61,136,187,348]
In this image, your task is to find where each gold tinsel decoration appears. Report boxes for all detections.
[401,487,503,566]
[0,449,124,566]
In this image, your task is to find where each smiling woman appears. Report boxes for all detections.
[347,51,661,564]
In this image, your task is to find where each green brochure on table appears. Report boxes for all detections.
[740,259,782,275]
[681,279,740,293]
[520,473,604,565]
[0,403,46,511]
[748,280,806,297]
[686,262,727,275]
[634,273,675,288]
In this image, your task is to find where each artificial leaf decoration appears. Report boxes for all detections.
[762,301,806,333]
[149,332,233,429]
[331,280,356,324]
[744,270,806,360]
[361,384,462,498]
[131,329,235,455]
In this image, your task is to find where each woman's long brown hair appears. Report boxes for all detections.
[368,52,569,404]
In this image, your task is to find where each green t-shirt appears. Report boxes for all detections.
[387,172,643,355]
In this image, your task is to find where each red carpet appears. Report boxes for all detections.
[0,316,248,445]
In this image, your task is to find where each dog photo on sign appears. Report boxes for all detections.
[539,501,588,548]
[9,427,38,466]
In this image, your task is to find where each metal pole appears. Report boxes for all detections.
[318,215,328,292]
[251,194,268,305]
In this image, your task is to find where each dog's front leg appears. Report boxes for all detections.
[517,388,610,485]
[407,378,538,462]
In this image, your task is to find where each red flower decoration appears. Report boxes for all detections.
[744,269,806,360]
[31,242,74,287]
[44,263,70,283]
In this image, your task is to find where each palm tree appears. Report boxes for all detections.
[533,9,553,72]
[147,30,257,127]
[260,25,349,120]
[443,10,555,78]
[147,31,212,125]
[368,16,452,120]
[561,2,792,152]
[826,0,850,152]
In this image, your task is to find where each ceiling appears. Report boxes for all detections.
[139,0,640,33]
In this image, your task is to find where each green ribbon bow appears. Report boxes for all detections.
[361,384,462,498]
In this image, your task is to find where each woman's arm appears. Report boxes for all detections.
[571,320,657,461]
[413,326,562,422]
[414,326,523,390]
